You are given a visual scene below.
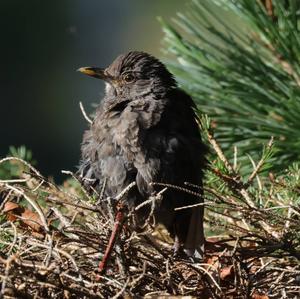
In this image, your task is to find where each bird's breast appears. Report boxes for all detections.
[112,109,142,161]
[96,98,166,169]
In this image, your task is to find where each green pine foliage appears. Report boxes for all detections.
[161,0,300,172]
[0,146,35,180]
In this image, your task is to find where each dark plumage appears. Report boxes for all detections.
[78,51,207,258]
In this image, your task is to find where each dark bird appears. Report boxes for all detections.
[78,51,207,258]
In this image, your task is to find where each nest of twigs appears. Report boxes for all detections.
[1,127,300,298]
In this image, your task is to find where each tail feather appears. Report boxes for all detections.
[183,206,205,259]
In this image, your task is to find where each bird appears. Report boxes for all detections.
[77,51,207,258]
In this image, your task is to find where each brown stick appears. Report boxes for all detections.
[98,203,126,275]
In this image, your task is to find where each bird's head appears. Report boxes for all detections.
[78,51,176,101]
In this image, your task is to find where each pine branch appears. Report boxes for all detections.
[161,0,300,173]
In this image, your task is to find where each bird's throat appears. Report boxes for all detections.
[106,98,131,112]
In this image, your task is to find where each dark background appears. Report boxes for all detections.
[0,0,185,181]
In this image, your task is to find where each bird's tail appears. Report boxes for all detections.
[183,206,205,259]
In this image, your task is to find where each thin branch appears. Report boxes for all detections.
[79,101,93,124]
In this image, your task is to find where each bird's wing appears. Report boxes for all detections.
[133,89,207,258]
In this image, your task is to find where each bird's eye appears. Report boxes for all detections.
[122,72,135,83]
